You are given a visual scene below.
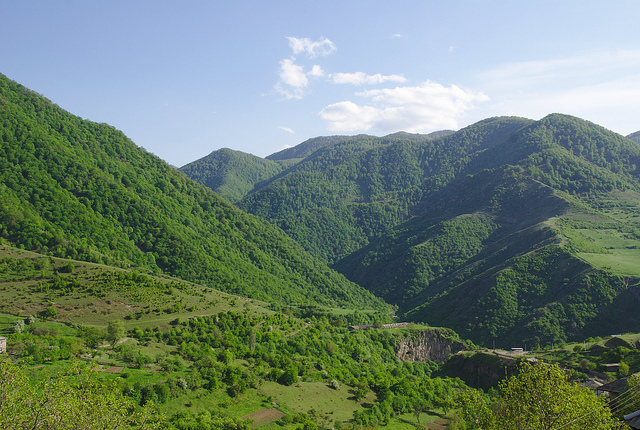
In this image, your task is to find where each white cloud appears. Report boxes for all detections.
[286,36,336,57]
[330,72,407,85]
[481,51,640,88]
[319,81,488,132]
[279,59,308,88]
[274,58,324,99]
[317,101,384,132]
[308,65,326,78]
[278,126,295,134]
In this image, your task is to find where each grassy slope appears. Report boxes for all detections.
[0,247,452,430]
[0,245,272,328]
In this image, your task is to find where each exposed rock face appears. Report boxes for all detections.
[396,330,466,363]
[439,352,514,390]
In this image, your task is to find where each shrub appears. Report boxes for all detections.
[58,262,74,273]
[14,319,25,333]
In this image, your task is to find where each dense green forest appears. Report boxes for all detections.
[179,148,285,203]
[184,111,640,346]
[0,73,386,311]
[235,117,534,263]
[627,130,640,144]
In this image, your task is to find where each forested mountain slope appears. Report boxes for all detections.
[266,135,360,162]
[182,131,457,205]
[187,112,640,347]
[0,73,387,310]
[179,148,284,203]
[336,115,640,346]
[238,117,534,263]
[628,130,640,144]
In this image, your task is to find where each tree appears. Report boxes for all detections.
[44,307,57,319]
[278,363,298,386]
[613,374,640,418]
[619,361,630,378]
[13,320,25,333]
[249,327,256,352]
[0,356,162,429]
[462,361,622,430]
[107,320,126,346]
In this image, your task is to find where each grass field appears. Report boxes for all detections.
[573,225,640,277]
[258,380,366,423]
[555,189,640,277]
[0,244,273,330]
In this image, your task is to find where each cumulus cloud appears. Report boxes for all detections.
[274,58,324,99]
[330,72,407,85]
[286,36,336,57]
[279,59,308,88]
[319,81,488,132]
[272,37,333,99]
[308,65,326,78]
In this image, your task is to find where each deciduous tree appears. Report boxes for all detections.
[461,362,622,429]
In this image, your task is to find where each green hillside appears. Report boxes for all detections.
[187,113,640,347]
[0,73,386,311]
[336,115,640,346]
[266,135,360,162]
[0,243,465,429]
[237,117,533,263]
[627,130,640,144]
[179,148,284,203]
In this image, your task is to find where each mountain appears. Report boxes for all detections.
[628,130,640,144]
[186,113,640,346]
[238,117,534,263]
[266,135,361,162]
[0,73,387,311]
[179,148,284,203]
[184,130,457,205]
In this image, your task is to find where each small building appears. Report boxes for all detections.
[624,410,640,429]
[0,336,6,354]
[603,363,621,373]
[596,374,636,403]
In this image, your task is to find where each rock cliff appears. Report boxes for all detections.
[396,329,466,363]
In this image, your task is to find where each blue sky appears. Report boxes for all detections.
[1,1,639,166]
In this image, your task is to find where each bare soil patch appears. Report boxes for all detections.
[427,417,449,429]
[98,366,124,373]
[241,408,285,428]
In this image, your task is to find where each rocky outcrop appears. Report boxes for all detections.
[396,330,466,363]
[439,352,516,390]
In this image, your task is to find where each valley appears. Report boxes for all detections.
[1,72,640,429]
